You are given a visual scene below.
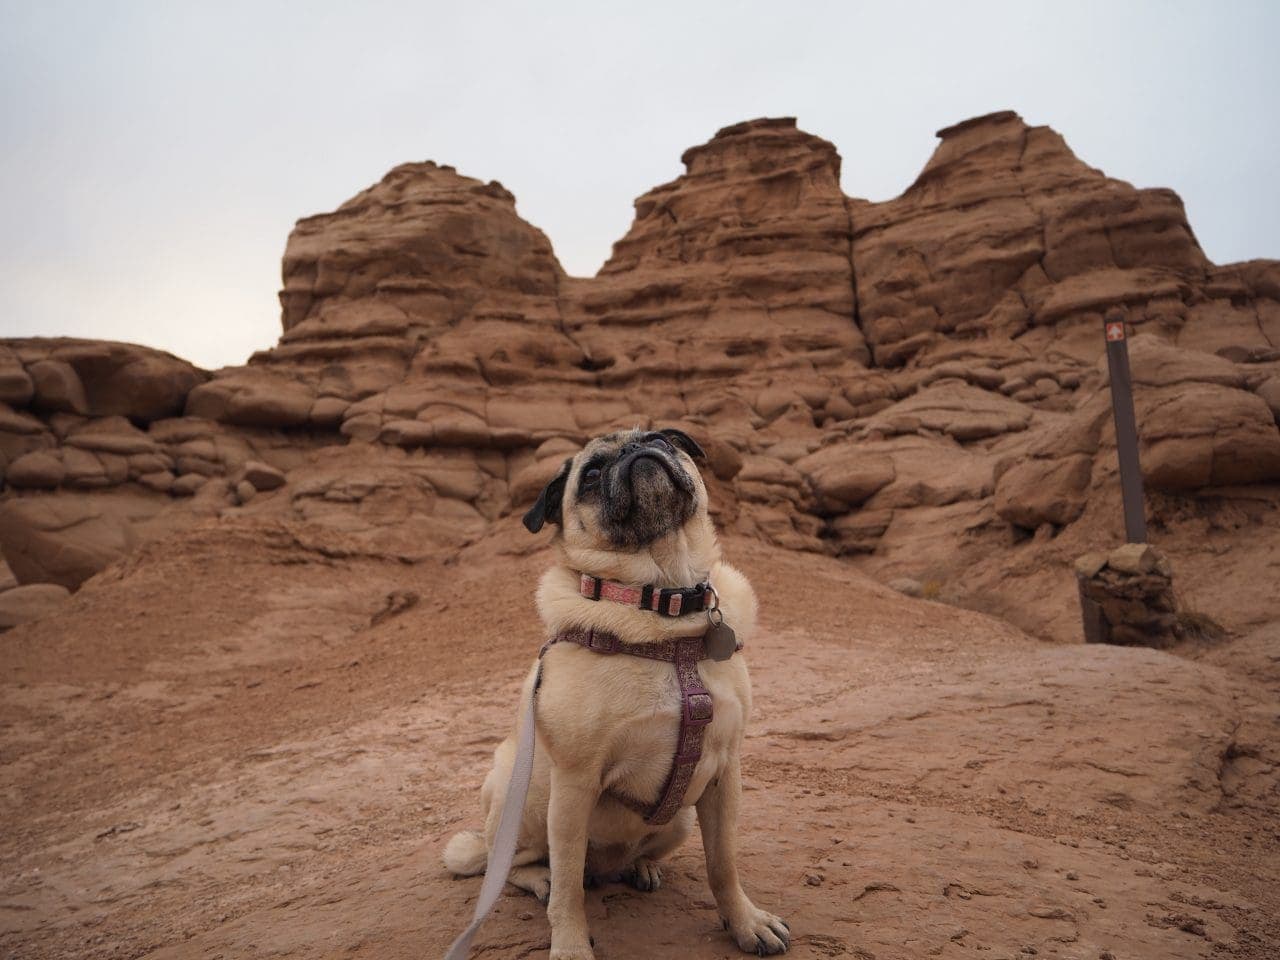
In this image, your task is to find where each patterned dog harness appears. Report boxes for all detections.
[542,626,741,825]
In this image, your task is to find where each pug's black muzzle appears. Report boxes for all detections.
[618,447,694,490]
[600,445,696,544]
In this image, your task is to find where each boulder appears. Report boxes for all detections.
[171,474,206,497]
[48,340,206,420]
[0,403,47,436]
[0,491,168,588]
[0,583,71,631]
[859,382,1033,442]
[240,461,286,492]
[185,374,315,428]
[6,450,66,489]
[1139,383,1280,489]
[861,436,994,510]
[796,445,895,511]
[994,455,1093,528]
[28,360,89,415]
[0,348,34,406]
[64,416,157,456]
[1257,377,1280,423]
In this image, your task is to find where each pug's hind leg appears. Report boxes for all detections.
[627,807,693,892]
[508,864,552,905]
[625,856,662,892]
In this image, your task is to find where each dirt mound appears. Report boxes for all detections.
[2,529,1277,958]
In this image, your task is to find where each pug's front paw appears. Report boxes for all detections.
[725,905,790,955]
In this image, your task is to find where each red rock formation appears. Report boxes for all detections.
[2,112,1279,640]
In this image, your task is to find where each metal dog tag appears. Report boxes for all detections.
[705,622,737,661]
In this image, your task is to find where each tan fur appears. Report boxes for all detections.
[445,431,789,959]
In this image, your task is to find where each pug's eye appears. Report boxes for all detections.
[583,468,602,486]
[651,435,672,449]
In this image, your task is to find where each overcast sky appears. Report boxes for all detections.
[2,1,1277,370]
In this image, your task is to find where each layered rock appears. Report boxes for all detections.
[0,341,314,589]
[849,110,1270,367]
[2,112,1279,643]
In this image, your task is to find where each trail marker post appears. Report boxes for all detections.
[1077,308,1151,644]
[1102,308,1147,543]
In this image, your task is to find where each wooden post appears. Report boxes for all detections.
[1103,308,1147,543]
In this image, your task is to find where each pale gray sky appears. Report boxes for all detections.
[2,1,1277,370]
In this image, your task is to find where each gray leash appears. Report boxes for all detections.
[443,665,541,960]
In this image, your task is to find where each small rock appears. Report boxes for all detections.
[1028,905,1072,920]
[1107,543,1160,575]
[1074,552,1108,579]
[804,873,823,886]
[888,577,924,598]
[171,473,205,497]
[235,480,257,505]
[137,470,175,493]
[240,460,286,492]
[371,590,420,626]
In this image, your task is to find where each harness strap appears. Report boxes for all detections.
[544,627,727,826]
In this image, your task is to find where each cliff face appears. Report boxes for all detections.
[2,112,1279,639]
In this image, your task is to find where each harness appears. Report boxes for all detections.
[542,625,741,825]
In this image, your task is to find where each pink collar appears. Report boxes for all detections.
[578,572,713,618]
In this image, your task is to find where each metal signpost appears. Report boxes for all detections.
[1078,308,1149,643]
[1103,308,1147,544]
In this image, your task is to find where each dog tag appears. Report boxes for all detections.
[704,622,737,661]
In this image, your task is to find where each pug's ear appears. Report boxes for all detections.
[660,428,706,461]
[523,458,573,533]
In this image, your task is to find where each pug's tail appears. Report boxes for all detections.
[443,830,488,876]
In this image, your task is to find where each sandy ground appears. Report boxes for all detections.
[2,518,1278,960]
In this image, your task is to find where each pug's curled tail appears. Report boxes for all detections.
[443,830,488,876]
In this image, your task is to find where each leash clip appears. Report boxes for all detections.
[704,584,722,627]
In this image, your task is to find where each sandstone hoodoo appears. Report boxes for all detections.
[6,111,1276,643]
[2,112,1279,958]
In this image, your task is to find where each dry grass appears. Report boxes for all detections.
[1177,608,1228,642]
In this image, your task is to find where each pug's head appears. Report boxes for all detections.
[523,428,708,551]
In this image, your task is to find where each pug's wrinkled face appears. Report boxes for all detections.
[523,428,707,549]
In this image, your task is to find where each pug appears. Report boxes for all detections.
[443,427,788,959]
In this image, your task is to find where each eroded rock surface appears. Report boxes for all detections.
[2,112,1279,642]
